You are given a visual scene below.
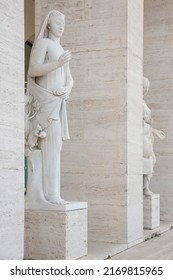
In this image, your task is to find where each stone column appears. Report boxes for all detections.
[35,0,143,246]
[144,0,173,222]
[127,0,144,245]
[0,0,24,259]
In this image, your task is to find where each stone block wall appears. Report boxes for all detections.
[0,0,24,259]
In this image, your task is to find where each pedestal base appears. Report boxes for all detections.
[143,194,160,229]
[24,202,87,260]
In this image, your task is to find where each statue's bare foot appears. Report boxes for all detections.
[46,196,67,205]
[143,188,153,196]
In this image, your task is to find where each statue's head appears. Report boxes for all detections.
[36,10,65,40]
[143,77,150,96]
[47,11,65,39]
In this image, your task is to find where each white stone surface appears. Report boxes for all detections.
[127,0,144,244]
[0,0,24,259]
[35,0,144,245]
[25,204,87,260]
[143,194,160,229]
[144,0,173,221]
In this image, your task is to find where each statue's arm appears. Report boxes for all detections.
[28,39,71,77]
[152,128,165,139]
[65,63,74,92]
[28,39,58,77]
[53,63,73,98]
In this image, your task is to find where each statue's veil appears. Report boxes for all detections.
[27,10,65,85]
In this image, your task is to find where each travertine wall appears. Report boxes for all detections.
[127,0,143,244]
[25,0,35,42]
[144,0,173,221]
[0,0,24,259]
[35,0,143,244]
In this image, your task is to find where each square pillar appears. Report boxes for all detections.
[0,0,24,259]
[35,0,143,246]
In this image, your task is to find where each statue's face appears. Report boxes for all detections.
[143,85,149,96]
[143,79,150,96]
[48,14,65,38]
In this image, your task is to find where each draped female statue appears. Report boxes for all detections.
[25,10,73,208]
[143,77,165,196]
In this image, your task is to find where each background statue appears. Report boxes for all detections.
[25,10,73,207]
[143,77,165,196]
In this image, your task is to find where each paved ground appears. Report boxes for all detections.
[111,230,173,260]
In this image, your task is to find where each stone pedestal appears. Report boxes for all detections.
[143,194,160,229]
[24,202,87,260]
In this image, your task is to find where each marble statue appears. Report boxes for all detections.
[143,77,165,196]
[25,10,73,208]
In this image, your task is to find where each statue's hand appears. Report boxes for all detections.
[59,86,70,100]
[144,115,153,125]
[56,50,71,68]
[154,129,165,140]
[53,86,70,100]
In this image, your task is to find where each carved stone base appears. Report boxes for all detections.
[143,194,160,229]
[24,202,87,260]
